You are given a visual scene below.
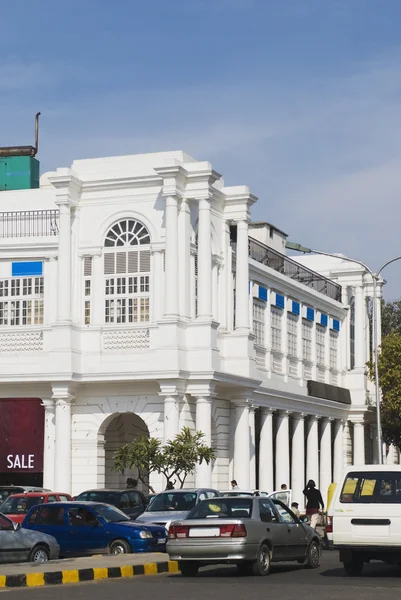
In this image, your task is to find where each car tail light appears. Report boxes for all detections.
[168,525,189,539]
[219,524,247,538]
[326,516,333,534]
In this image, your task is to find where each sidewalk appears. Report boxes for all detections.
[0,552,177,589]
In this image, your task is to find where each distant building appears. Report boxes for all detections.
[0,151,383,503]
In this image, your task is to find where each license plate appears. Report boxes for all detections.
[189,528,220,537]
[157,538,166,544]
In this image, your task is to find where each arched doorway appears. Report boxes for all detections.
[100,413,149,491]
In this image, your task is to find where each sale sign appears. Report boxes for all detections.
[0,399,44,473]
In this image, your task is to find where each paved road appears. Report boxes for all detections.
[3,552,401,598]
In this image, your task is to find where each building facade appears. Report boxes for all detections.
[0,151,381,506]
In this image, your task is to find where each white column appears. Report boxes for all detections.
[233,402,250,488]
[212,262,219,322]
[249,407,256,489]
[164,195,179,317]
[275,411,290,489]
[42,399,56,491]
[291,414,305,508]
[319,418,332,504]
[151,248,164,322]
[56,201,72,323]
[235,220,249,330]
[341,286,350,372]
[259,408,274,493]
[353,421,365,465]
[354,285,365,369]
[225,225,234,332]
[195,397,212,487]
[306,415,319,486]
[387,444,395,465]
[333,420,344,482]
[163,396,179,443]
[178,198,191,319]
[53,390,74,493]
[197,198,212,319]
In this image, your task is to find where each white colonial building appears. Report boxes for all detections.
[0,151,383,506]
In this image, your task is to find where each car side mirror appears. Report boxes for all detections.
[299,515,309,524]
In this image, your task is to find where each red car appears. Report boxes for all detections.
[0,492,72,524]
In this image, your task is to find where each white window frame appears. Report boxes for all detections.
[0,277,44,327]
[302,319,312,361]
[287,313,298,357]
[316,324,326,366]
[271,306,282,352]
[253,298,265,347]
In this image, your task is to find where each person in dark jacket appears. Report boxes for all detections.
[303,479,324,529]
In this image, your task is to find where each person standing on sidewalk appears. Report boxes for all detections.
[303,479,324,529]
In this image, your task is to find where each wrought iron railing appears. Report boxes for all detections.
[0,210,59,238]
[234,236,342,302]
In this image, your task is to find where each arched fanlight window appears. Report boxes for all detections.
[102,219,151,325]
[104,219,151,247]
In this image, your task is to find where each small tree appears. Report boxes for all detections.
[113,436,161,493]
[113,427,215,491]
[369,332,401,448]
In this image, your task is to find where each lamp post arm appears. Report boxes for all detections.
[377,255,401,277]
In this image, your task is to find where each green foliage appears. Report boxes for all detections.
[113,427,215,491]
[381,300,401,337]
[369,332,401,448]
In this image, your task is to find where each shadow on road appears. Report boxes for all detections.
[320,563,401,579]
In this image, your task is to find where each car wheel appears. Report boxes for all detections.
[306,540,320,569]
[109,539,131,555]
[252,544,271,576]
[179,562,199,577]
[343,557,364,576]
[29,545,50,563]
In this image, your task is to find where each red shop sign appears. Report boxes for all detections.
[0,399,44,473]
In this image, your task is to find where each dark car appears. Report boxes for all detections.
[74,489,147,520]
[22,502,167,556]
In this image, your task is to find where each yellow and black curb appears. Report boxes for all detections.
[0,560,179,589]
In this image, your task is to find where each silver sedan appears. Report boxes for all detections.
[0,512,59,563]
[167,496,321,576]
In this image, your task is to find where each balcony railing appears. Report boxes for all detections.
[237,236,342,302]
[0,210,59,238]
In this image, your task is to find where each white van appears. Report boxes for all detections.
[327,465,401,575]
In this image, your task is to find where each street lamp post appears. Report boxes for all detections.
[287,242,401,465]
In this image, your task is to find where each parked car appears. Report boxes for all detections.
[0,486,50,504]
[137,488,221,529]
[0,511,59,564]
[74,489,147,520]
[220,490,269,497]
[167,495,321,576]
[0,492,72,524]
[22,501,167,556]
[327,465,401,575]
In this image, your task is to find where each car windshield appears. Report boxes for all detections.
[0,496,45,515]
[77,492,119,505]
[93,505,130,523]
[148,492,197,512]
[187,498,253,519]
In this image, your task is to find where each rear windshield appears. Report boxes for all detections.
[187,498,253,519]
[76,491,119,505]
[340,471,401,504]
[148,492,197,512]
[0,496,45,515]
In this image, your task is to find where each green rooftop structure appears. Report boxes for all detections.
[0,113,41,191]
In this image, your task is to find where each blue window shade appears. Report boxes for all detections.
[320,313,328,327]
[291,301,300,315]
[258,286,268,302]
[12,261,43,277]
[306,307,315,321]
[332,319,340,332]
[275,294,285,309]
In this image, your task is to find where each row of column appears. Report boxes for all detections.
[232,406,366,507]
[164,193,250,329]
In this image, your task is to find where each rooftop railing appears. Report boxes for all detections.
[0,210,59,238]
[236,236,342,302]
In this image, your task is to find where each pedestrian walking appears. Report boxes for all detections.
[231,480,239,489]
[303,480,324,529]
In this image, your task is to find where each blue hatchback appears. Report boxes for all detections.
[22,502,167,556]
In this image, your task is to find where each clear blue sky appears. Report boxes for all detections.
[2,0,401,297]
